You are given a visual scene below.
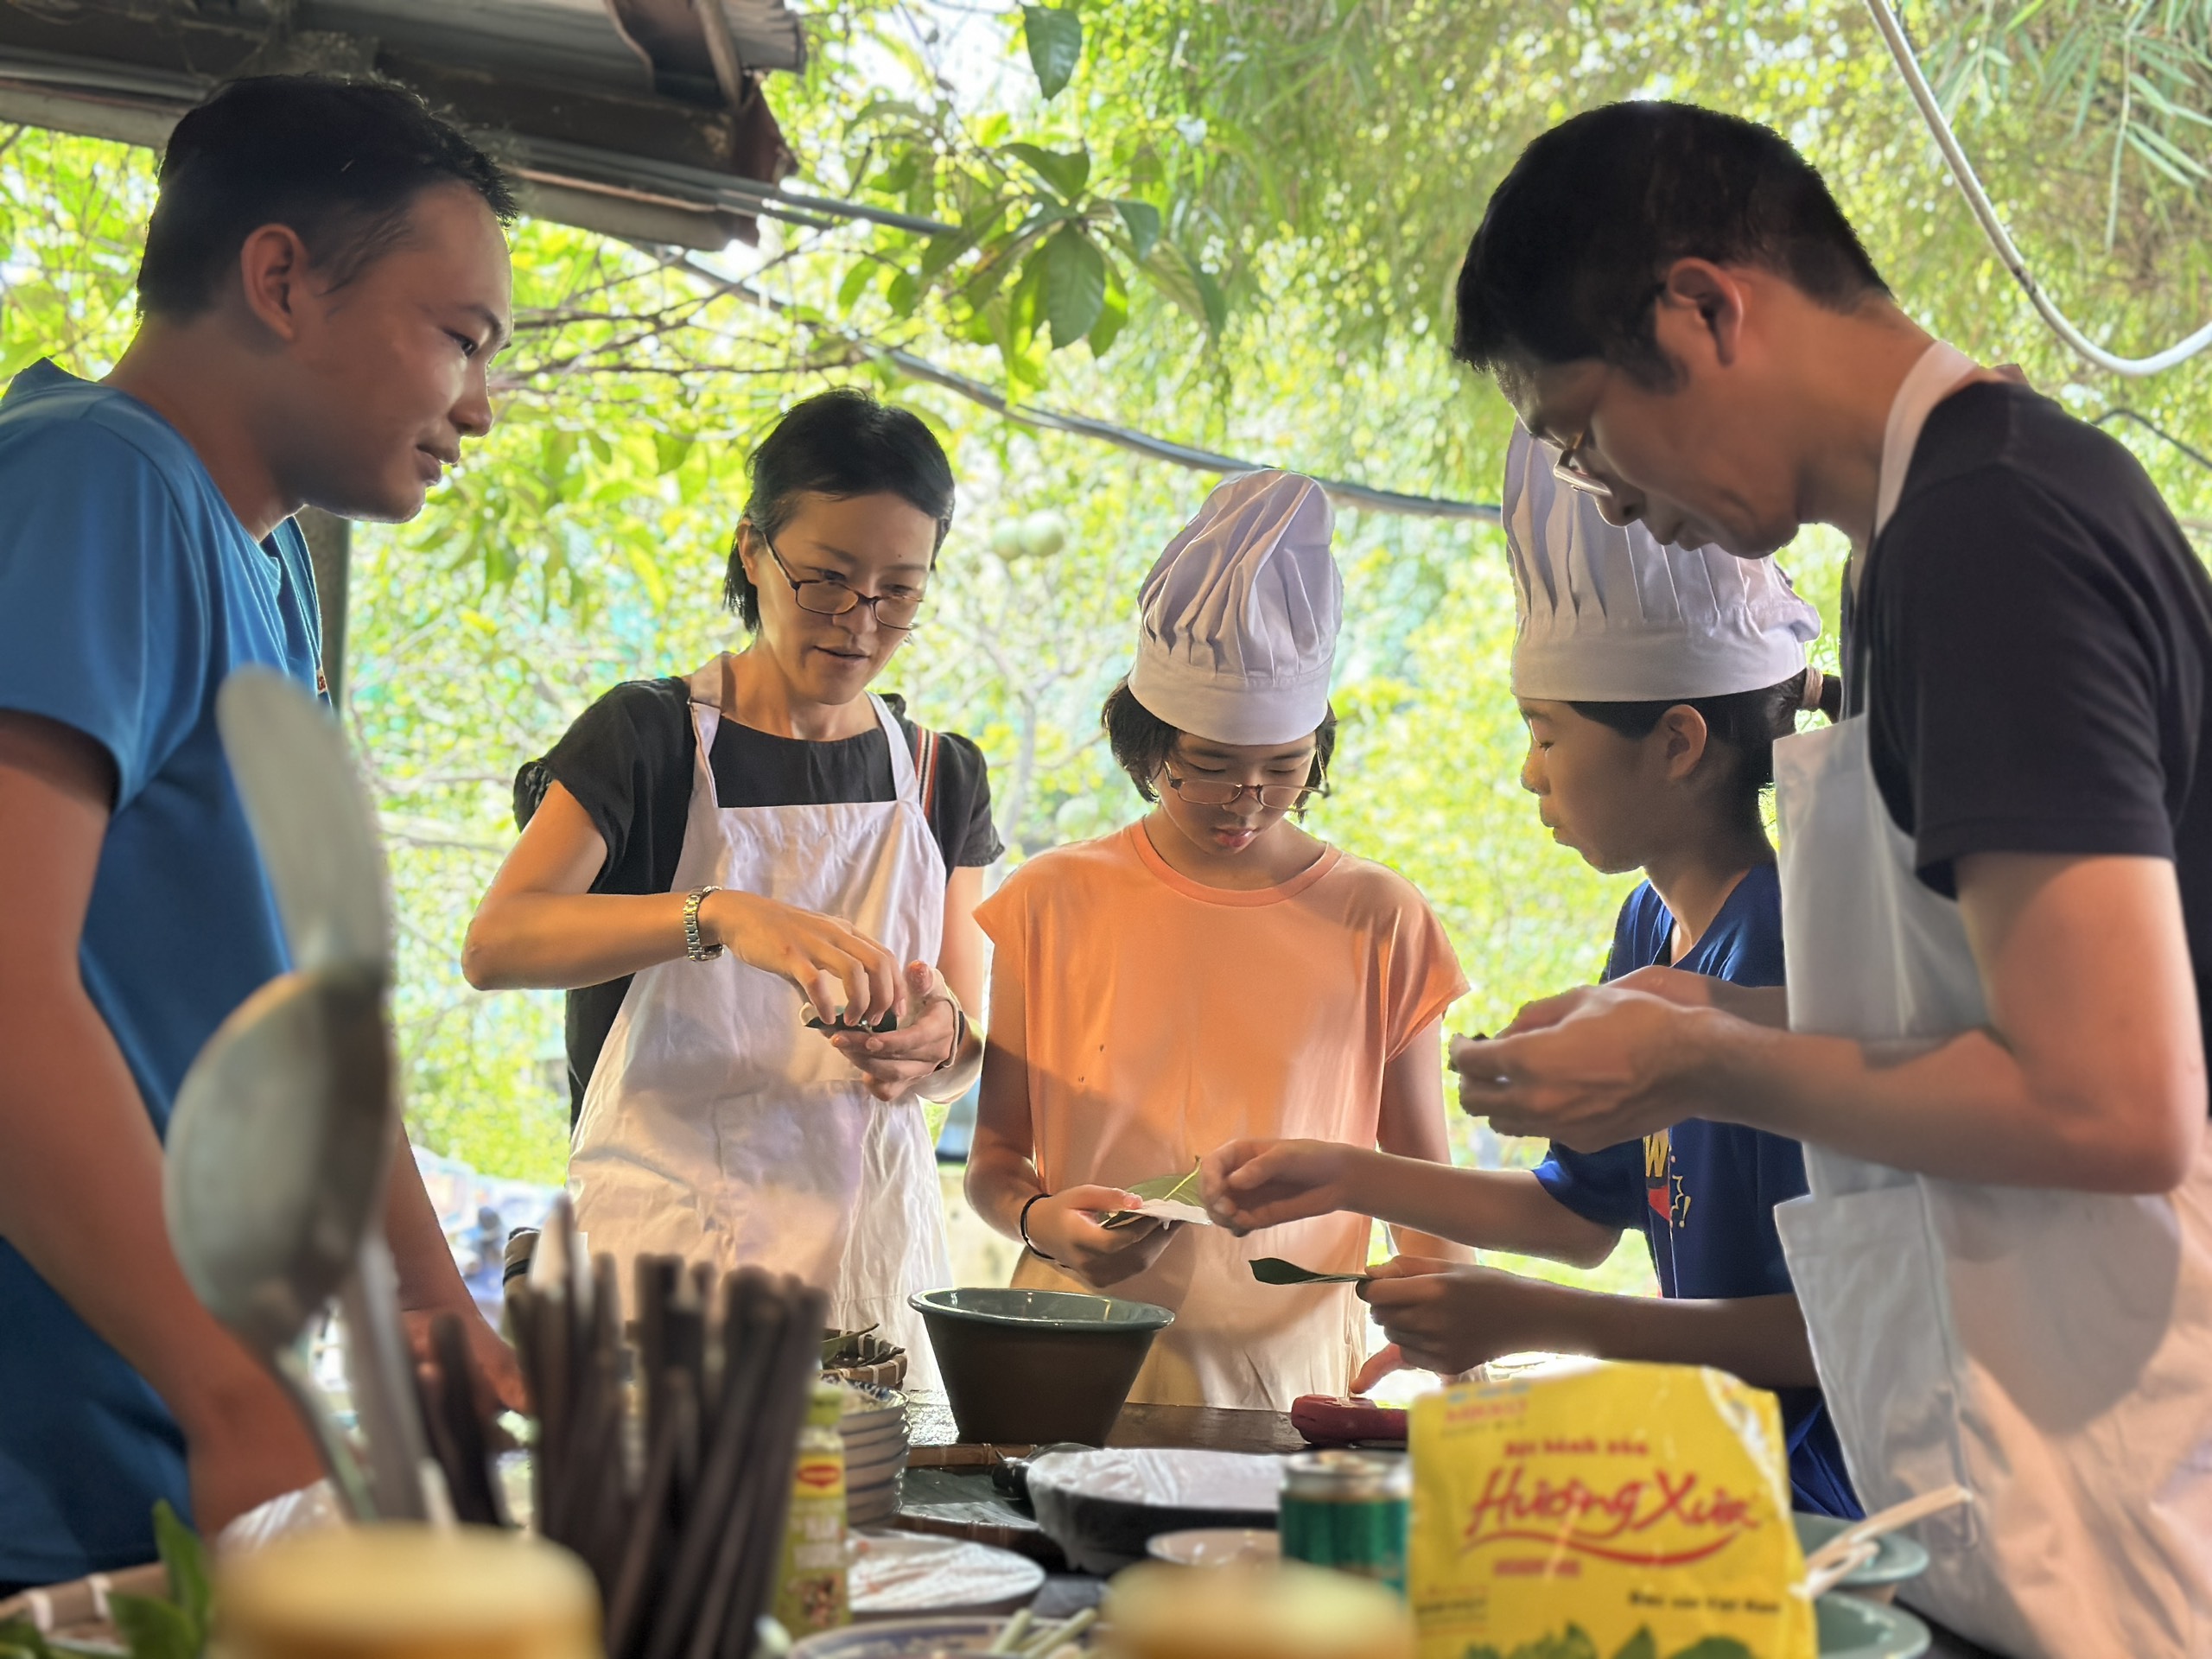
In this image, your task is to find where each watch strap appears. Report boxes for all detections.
[683,886,724,960]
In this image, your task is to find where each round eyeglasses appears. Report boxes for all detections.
[1160,769,1324,810]
[1549,429,1611,498]
[764,537,925,631]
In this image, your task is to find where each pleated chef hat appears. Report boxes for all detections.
[1505,423,1819,701]
[1128,470,1342,746]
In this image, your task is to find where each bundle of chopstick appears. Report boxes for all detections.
[507,1198,830,1659]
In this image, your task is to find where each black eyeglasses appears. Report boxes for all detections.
[1159,769,1325,810]
[763,538,925,631]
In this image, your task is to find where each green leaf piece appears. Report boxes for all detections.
[1006,142,1091,204]
[1611,1633,1657,1659]
[107,1595,196,1659]
[1113,199,1161,262]
[1663,1642,1754,1659]
[1020,5,1084,101]
[152,1500,211,1644]
[1039,227,1107,349]
[1250,1256,1370,1286]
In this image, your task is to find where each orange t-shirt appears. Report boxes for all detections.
[976,821,1468,1409]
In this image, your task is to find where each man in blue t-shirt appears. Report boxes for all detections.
[0,77,520,1586]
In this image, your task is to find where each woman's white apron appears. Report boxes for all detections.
[569,658,951,1387]
[1771,344,2212,1656]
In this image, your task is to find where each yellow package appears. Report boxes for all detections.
[1409,1361,1815,1659]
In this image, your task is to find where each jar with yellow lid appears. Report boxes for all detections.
[1101,1560,1414,1659]
[216,1524,600,1659]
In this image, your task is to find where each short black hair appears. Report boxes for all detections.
[1454,101,1888,386]
[725,389,957,627]
[1570,667,1840,836]
[1103,679,1336,804]
[138,75,516,320]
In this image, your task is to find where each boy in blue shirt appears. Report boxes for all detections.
[1203,426,1859,1517]
[0,76,520,1586]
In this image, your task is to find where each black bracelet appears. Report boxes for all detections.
[1019,1192,1055,1262]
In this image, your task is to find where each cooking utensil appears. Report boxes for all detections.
[164,963,390,1518]
[212,667,432,1522]
[909,1288,1171,1446]
[1802,1485,1970,1600]
[215,667,389,973]
[1022,1448,1281,1573]
[1793,1512,1930,1603]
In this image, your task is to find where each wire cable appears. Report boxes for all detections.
[1864,0,2212,378]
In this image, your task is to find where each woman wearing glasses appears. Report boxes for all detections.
[464,390,995,1381]
[963,470,1467,1409]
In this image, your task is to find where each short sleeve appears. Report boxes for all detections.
[1873,469,2179,887]
[933,732,1005,867]
[1533,1141,1644,1232]
[514,679,692,891]
[0,423,207,803]
[1380,887,1469,1059]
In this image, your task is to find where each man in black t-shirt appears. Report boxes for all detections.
[1427,102,2212,1654]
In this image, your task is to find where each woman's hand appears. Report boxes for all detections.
[830,962,965,1102]
[1202,1139,1366,1235]
[1357,1256,1561,1376]
[1023,1186,1178,1287]
[703,888,906,1027]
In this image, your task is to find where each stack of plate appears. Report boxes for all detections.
[838,1383,910,1529]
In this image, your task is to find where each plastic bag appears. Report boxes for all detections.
[1408,1361,1815,1659]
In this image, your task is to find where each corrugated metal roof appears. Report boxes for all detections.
[0,0,938,251]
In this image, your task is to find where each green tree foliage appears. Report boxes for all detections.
[3,4,2209,1309]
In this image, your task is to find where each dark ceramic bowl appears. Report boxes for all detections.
[910,1287,1173,1446]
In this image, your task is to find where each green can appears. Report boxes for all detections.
[1276,1450,1410,1594]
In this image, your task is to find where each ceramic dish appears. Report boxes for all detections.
[848,1533,1046,1620]
[1144,1527,1281,1567]
[1816,1591,1930,1658]
[791,1616,1096,1657]
[1796,1513,1933,1604]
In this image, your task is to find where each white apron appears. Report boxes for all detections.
[1771,344,2212,1656]
[569,658,952,1388]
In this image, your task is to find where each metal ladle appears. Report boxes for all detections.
[162,667,430,1521]
[164,963,391,1518]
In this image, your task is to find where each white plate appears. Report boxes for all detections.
[848,1532,1044,1620]
[1145,1528,1281,1567]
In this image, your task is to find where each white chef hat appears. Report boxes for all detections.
[1504,423,1820,701]
[1127,470,1342,746]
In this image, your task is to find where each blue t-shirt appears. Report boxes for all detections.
[1532,865,1861,1519]
[0,361,321,1583]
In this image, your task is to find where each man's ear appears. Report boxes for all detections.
[1654,258,1749,371]
[734,520,764,584]
[235,223,316,342]
[1658,703,1711,783]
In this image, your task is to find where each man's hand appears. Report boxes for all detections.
[1202,1139,1366,1235]
[181,1373,327,1538]
[404,1307,527,1415]
[1022,1186,1178,1287]
[1450,989,1729,1149]
[1357,1257,1561,1376]
[829,962,963,1103]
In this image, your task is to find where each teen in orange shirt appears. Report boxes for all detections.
[964,470,1467,1409]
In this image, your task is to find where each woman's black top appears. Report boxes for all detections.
[514,677,1002,1119]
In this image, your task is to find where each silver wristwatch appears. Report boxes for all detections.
[683,886,724,960]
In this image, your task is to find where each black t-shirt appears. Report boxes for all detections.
[513,677,1003,1118]
[1848,380,2212,1097]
